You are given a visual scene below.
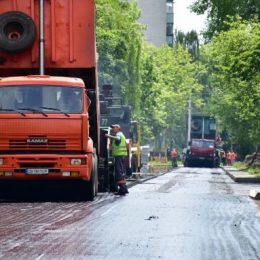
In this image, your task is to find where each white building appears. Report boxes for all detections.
[130,0,174,47]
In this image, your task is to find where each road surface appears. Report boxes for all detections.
[0,167,259,259]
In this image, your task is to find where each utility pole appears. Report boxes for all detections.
[187,96,192,146]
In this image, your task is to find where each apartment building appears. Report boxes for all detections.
[130,0,174,47]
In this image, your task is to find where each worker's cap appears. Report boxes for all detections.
[111,124,121,129]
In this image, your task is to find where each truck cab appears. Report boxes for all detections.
[184,139,220,168]
[0,0,99,200]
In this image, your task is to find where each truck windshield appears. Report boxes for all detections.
[192,140,214,148]
[0,85,83,114]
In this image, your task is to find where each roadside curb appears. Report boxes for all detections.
[223,166,260,200]
[223,167,260,183]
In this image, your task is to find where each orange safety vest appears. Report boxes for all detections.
[230,152,236,160]
[171,150,177,158]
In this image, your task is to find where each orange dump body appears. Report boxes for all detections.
[0,0,96,71]
[0,0,99,185]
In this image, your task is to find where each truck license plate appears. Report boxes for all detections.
[26,169,49,175]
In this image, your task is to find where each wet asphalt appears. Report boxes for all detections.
[0,167,260,260]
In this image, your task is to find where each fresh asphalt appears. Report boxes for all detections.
[127,166,260,200]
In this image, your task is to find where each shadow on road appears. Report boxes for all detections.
[0,182,91,203]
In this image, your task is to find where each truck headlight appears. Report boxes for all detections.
[70,158,86,165]
[0,158,3,165]
[71,159,82,165]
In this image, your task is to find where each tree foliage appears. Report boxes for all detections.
[96,0,143,110]
[175,30,200,60]
[191,0,260,40]
[96,1,205,148]
[138,43,205,146]
[95,1,260,156]
[202,19,260,156]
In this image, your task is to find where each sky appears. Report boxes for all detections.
[174,0,207,33]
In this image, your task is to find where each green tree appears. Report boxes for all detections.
[191,0,260,40]
[202,19,260,157]
[96,1,205,149]
[175,30,200,60]
[138,43,205,147]
[96,0,143,110]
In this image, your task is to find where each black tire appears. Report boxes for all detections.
[0,11,36,53]
[81,154,98,201]
[187,161,193,167]
[109,164,117,192]
[131,155,137,173]
[210,161,215,168]
[93,154,99,195]
[87,154,98,201]
[184,160,189,167]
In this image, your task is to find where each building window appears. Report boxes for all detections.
[167,36,174,46]
[167,23,173,36]
[166,0,174,45]
[167,13,173,23]
[166,2,173,13]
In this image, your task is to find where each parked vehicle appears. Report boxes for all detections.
[0,0,101,200]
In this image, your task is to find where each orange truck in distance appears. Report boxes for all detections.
[0,0,100,200]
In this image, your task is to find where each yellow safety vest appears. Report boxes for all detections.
[111,132,127,156]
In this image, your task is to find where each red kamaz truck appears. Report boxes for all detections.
[0,0,100,200]
[184,115,220,168]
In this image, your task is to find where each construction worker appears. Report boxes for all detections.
[227,151,232,166]
[230,150,237,165]
[105,124,129,195]
[220,149,227,166]
[171,148,178,167]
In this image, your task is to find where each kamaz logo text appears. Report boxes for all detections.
[27,139,48,144]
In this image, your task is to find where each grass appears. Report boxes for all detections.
[149,160,171,166]
[233,162,260,176]
[149,160,183,167]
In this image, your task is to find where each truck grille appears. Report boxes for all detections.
[9,139,66,150]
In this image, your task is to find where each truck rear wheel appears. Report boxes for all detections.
[0,11,36,53]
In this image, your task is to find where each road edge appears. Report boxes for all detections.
[223,166,260,200]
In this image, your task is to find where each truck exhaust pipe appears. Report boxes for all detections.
[39,0,45,75]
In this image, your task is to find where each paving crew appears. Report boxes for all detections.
[105,124,129,195]
[220,149,227,166]
[230,150,237,165]
[171,148,178,167]
[227,151,232,166]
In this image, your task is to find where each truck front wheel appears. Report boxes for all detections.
[81,154,98,201]
[0,11,36,53]
[88,154,98,201]
[184,159,190,167]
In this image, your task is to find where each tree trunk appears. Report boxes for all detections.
[248,146,260,166]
